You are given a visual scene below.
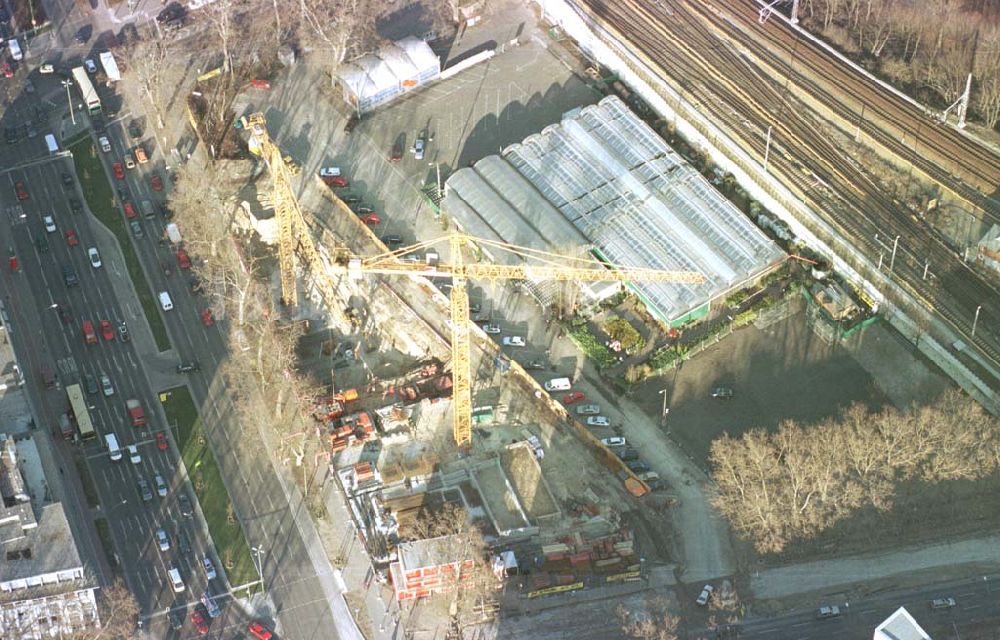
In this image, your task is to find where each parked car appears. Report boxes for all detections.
[177,361,201,373]
[481,323,501,334]
[586,416,610,427]
[626,460,651,473]
[600,436,626,447]
[390,140,403,161]
[203,556,217,580]
[168,607,183,630]
[156,528,170,551]
[190,608,209,635]
[248,621,273,640]
[563,391,586,404]
[576,404,600,415]
[502,336,526,347]
[615,447,639,461]
[930,598,956,609]
[710,386,733,398]
[200,592,220,618]
[815,606,841,619]
[696,584,714,606]
[84,58,97,73]
[150,174,163,191]
[413,136,425,160]
[176,248,191,269]
[154,473,168,497]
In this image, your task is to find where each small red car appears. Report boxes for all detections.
[65,229,79,246]
[123,201,136,219]
[326,175,348,188]
[100,319,114,341]
[563,391,586,404]
[155,431,168,450]
[82,320,97,345]
[248,621,273,640]
[190,610,209,635]
[175,249,191,269]
[249,79,271,89]
[358,212,381,226]
[200,308,214,326]
[2,62,12,78]
[113,162,125,180]
[150,174,163,191]
[14,181,28,201]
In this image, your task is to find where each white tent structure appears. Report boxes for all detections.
[336,38,441,114]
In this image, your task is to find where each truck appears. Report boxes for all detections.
[165,223,182,245]
[99,52,121,82]
[140,199,155,219]
[126,399,146,427]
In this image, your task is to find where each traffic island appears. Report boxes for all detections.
[66,135,171,352]
[158,385,259,589]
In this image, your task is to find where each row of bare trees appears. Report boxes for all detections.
[709,389,1000,554]
[798,0,1000,128]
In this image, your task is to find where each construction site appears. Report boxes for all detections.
[228,97,738,615]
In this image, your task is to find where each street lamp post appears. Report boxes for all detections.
[972,305,982,339]
[251,546,266,593]
[658,388,669,428]
[763,125,773,174]
[61,80,75,126]
[889,235,900,273]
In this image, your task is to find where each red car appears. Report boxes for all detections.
[190,610,209,635]
[358,212,381,226]
[248,621,273,640]
[14,181,28,201]
[390,140,403,162]
[155,431,168,450]
[563,391,586,404]
[82,320,97,345]
[150,174,163,191]
[112,162,125,180]
[65,229,79,246]
[200,308,214,326]
[249,79,271,89]
[100,320,114,341]
[123,201,136,219]
[2,62,12,78]
[175,249,191,269]
[325,175,348,188]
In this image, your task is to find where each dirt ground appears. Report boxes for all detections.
[629,297,889,467]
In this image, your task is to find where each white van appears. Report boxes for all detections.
[45,134,59,155]
[158,291,174,311]
[8,39,22,61]
[105,433,122,461]
[168,567,185,593]
[543,377,572,391]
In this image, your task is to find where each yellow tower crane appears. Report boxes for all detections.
[245,113,704,447]
[331,234,703,447]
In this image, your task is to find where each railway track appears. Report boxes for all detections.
[574,0,1000,372]
[701,0,1000,226]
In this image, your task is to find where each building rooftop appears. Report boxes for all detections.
[0,587,99,639]
[442,96,784,323]
[1,502,84,593]
[874,606,932,640]
[398,534,464,571]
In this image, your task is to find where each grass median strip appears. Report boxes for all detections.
[159,385,259,589]
[68,137,171,352]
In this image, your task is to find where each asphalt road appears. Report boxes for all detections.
[0,65,231,635]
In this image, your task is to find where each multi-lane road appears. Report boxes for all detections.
[0,31,352,636]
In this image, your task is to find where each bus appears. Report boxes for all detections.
[71,66,102,115]
[66,384,96,440]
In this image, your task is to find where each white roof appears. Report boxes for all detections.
[441,96,784,322]
[337,38,439,105]
[874,607,932,640]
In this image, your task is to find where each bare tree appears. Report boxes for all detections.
[615,596,680,640]
[67,579,140,639]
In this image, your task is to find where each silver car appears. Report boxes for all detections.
[156,528,170,552]
[154,473,168,497]
[586,416,610,427]
[575,404,601,415]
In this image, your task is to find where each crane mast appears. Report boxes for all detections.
[247,113,705,449]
